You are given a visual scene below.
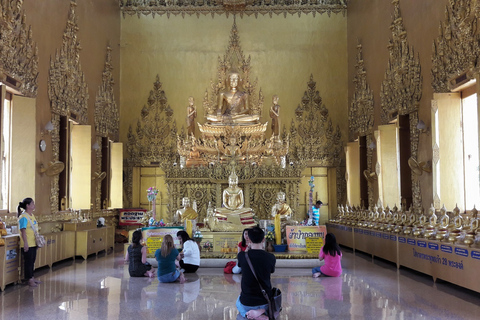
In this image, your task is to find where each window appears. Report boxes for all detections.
[1,90,12,211]
[462,94,479,209]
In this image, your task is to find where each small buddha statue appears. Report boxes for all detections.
[428,204,437,227]
[174,197,198,224]
[271,191,293,221]
[468,206,479,232]
[417,208,428,226]
[438,204,449,228]
[449,204,463,230]
[269,95,281,139]
[186,96,197,136]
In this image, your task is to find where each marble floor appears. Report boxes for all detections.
[1,245,480,320]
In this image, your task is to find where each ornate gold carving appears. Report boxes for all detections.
[48,0,89,124]
[118,0,347,18]
[289,74,343,167]
[432,0,480,93]
[47,0,89,214]
[367,135,375,207]
[349,42,374,139]
[126,75,177,167]
[0,0,38,97]
[124,75,177,208]
[94,135,102,211]
[95,44,119,139]
[93,45,118,211]
[380,0,422,124]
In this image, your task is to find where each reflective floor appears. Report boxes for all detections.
[1,245,480,320]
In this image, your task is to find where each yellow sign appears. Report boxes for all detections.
[305,237,324,254]
[286,225,327,252]
[142,227,184,255]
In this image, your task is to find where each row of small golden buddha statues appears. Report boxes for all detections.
[330,203,479,247]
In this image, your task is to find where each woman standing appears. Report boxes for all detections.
[176,230,200,273]
[18,198,40,287]
[155,234,185,283]
[125,230,155,278]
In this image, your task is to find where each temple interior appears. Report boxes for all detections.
[1,0,480,319]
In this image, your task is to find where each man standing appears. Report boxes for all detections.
[311,200,323,226]
[236,226,276,320]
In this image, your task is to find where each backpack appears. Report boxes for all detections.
[223,261,236,274]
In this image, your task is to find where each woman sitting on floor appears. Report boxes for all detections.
[125,230,155,278]
[176,230,200,273]
[155,234,185,283]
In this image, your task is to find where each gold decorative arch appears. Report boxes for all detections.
[47,0,89,214]
[94,44,119,211]
[289,74,343,167]
[349,42,375,209]
[124,75,178,208]
[349,42,374,139]
[431,0,480,93]
[0,0,38,97]
[379,0,423,210]
[380,0,422,125]
[95,44,119,139]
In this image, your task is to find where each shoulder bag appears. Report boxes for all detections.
[245,251,282,320]
[23,214,45,248]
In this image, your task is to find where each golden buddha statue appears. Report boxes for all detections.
[449,204,463,230]
[427,204,437,227]
[174,197,198,224]
[269,95,281,139]
[438,204,449,228]
[212,169,256,230]
[271,191,293,221]
[206,72,260,125]
[271,191,295,244]
[186,96,197,136]
[222,169,244,210]
[417,208,427,226]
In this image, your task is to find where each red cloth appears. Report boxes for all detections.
[224,261,236,274]
[238,241,248,252]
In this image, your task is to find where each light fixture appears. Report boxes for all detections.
[92,141,100,150]
[416,120,429,134]
[368,141,376,150]
[45,121,54,133]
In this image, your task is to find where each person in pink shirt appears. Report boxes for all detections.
[312,233,342,277]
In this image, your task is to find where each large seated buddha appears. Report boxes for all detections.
[206,72,260,125]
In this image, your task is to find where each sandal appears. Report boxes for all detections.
[28,279,38,287]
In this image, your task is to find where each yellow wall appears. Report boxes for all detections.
[119,14,348,148]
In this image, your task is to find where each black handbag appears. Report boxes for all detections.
[245,251,282,320]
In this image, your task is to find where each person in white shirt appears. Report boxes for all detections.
[176,230,200,273]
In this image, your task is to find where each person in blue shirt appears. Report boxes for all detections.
[311,200,323,226]
[155,234,185,283]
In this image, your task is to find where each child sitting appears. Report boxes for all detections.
[312,233,342,277]
[125,230,155,278]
